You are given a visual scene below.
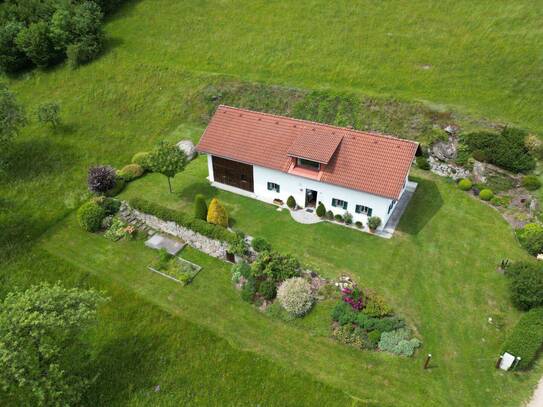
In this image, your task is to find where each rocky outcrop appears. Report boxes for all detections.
[430,136,458,161]
[428,156,470,180]
[176,140,197,161]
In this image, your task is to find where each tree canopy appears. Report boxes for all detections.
[148,141,187,192]
[0,283,106,406]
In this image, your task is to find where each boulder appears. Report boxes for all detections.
[430,136,457,161]
[176,140,196,161]
[428,156,470,180]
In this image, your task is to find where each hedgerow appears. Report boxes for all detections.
[501,307,543,369]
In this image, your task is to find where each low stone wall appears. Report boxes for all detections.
[120,202,229,260]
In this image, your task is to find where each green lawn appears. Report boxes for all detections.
[2,0,543,405]
[38,156,542,406]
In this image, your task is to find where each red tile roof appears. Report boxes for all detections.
[287,127,343,164]
[196,105,419,200]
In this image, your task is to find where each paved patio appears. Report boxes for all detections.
[289,208,324,224]
[145,234,186,255]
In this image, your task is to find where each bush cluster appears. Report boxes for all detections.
[367,216,382,230]
[251,251,301,282]
[501,307,543,369]
[0,0,118,73]
[516,223,543,256]
[277,277,314,317]
[416,156,430,170]
[331,302,404,333]
[77,200,105,232]
[522,175,542,191]
[128,197,237,243]
[462,128,535,173]
[505,261,543,311]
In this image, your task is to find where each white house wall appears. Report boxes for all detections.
[207,155,399,227]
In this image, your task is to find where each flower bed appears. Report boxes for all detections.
[331,285,421,356]
[148,249,202,286]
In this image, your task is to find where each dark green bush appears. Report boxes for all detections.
[516,224,543,256]
[505,261,543,311]
[326,210,334,220]
[367,216,382,230]
[252,237,272,252]
[128,197,237,243]
[92,196,120,215]
[501,307,543,369]
[316,202,326,217]
[472,149,487,162]
[286,195,296,209]
[355,221,363,228]
[241,278,257,303]
[462,128,535,173]
[458,178,473,191]
[251,251,301,282]
[105,176,125,197]
[194,194,208,220]
[479,189,494,201]
[522,176,542,191]
[258,280,277,300]
[77,201,105,232]
[343,212,353,225]
[416,156,430,170]
[334,214,344,222]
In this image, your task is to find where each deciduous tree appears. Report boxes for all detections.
[148,141,186,193]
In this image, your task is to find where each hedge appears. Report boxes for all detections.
[501,307,543,369]
[128,197,236,243]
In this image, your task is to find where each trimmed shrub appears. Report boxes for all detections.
[252,237,271,252]
[416,156,430,170]
[326,210,334,220]
[131,152,152,170]
[501,307,543,369]
[105,176,126,197]
[316,202,326,217]
[251,251,300,282]
[277,277,314,317]
[87,165,116,194]
[378,328,421,356]
[516,223,543,256]
[128,197,237,243]
[343,211,353,225]
[367,216,382,231]
[258,280,277,300]
[207,198,228,227]
[472,149,487,162]
[117,164,144,182]
[91,196,120,215]
[77,201,105,232]
[286,195,296,209]
[334,214,344,222]
[479,189,494,201]
[505,262,543,311]
[194,194,208,220]
[458,178,473,191]
[522,175,542,191]
[355,221,363,228]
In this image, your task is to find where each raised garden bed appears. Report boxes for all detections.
[148,253,202,286]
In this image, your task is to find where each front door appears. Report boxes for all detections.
[305,189,318,208]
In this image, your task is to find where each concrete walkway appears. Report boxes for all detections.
[527,377,543,407]
[380,181,418,238]
[289,208,324,224]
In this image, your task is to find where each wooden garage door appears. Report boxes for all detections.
[212,156,254,192]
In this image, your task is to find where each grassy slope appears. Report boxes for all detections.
[1,0,542,405]
[44,158,541,406]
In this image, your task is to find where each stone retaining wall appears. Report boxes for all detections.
[120,202,229,260]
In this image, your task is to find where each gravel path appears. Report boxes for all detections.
[527,377,543,407]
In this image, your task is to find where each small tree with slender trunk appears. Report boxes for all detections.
[148,141,187,193]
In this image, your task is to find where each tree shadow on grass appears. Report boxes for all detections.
[177,181,217,202]
[85,334,164,406]
[1,138,79,183]
[397,177,443,235]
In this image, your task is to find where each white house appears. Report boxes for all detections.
[196,105,419,229]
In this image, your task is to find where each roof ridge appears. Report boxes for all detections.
[217,104,419,146]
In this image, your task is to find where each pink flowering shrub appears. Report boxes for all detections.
[341,287,364,311]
